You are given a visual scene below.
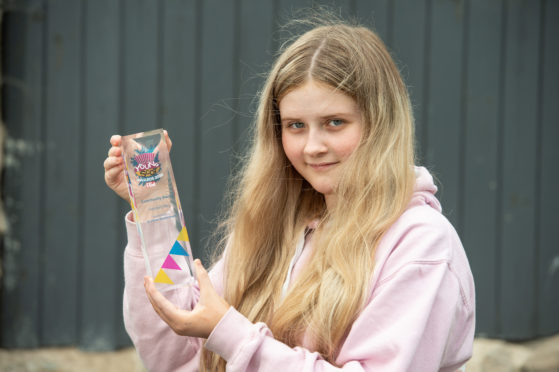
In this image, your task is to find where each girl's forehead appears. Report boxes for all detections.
[278,80,359,117]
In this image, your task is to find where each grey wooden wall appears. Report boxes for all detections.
[1,0,558,350]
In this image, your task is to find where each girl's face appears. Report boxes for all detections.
[280,80,363,208]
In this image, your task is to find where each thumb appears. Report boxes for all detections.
[163,130,172,151]
[194,259,212,292]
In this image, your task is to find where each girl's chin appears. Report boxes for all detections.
[309,185,335,197]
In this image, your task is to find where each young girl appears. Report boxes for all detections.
[104,20,475,372]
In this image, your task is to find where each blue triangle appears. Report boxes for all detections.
[169,241,189,256]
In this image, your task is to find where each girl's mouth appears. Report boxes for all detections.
[308,162,338,170]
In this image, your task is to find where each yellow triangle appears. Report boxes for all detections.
[154,269,174,284]
[176,227,189,242]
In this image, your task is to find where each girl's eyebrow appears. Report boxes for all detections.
[280,117,302,124]
[321,112,358,119]
[280,111,358,122]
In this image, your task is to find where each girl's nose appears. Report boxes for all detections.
[304,129,328,157]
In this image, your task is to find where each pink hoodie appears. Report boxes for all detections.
[123,166,475,371]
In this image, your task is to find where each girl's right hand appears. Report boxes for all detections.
[103,135,129,201]
[103,131,173,202]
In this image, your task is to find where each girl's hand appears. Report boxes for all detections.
[103,135,128,201]
[144,259,231,339]
[103,130,172,202]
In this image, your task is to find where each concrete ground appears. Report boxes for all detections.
[0,334,558,371]
[0,347,147,372]
[468,334,559,372]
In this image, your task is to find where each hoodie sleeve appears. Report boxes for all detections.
[122,211,226,372]
[204,207,475,372]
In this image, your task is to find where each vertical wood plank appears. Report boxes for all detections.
[236,0,275,157]
[537,0,559,337]
[198,0,237,262]
[79,0,124,350]
[1,0,45,347]
[355,0,390,41]
[122,0,158,133]
[273,0,313,18]
[311,0,353,18]
[391,0,428,161]
[275,0,313,51]
[500,0,541,339]
[160,0,199,258]
[41,0,82,345]
[116,0,160,345]
[424,0,465,227]
[462,0,503,337]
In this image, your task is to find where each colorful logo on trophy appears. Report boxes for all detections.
[154,227,191,285]
[131,147,162,187]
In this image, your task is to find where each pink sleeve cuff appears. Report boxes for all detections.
[205,307,258,361]
[124,210,176,258]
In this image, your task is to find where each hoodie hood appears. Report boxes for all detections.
[408,166,442,212]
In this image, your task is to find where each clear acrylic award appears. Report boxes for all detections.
[121,129,195,291]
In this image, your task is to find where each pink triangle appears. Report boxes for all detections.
[161,255,181,270]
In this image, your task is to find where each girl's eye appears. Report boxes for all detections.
[288,122,305,129]
[328,119,344,127]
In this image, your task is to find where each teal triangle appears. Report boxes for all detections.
[170,241,189,256]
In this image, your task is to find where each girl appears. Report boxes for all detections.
[104,20,475,372]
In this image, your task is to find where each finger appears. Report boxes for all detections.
[144,277,175,322]
[108,146,122,158]
[144,278,167,320]
[144,276,187,329]
[103,155,122,171]
[104,166,123,184]
[194,259,211,291]
[163,130,172,151]
[110,135,122,147]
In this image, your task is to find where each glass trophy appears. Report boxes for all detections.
[121,129,195,291]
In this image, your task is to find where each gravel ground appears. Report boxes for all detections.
[1,334,558,372]
[0,347,147,372]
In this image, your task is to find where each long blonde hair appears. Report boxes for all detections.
[202,19,416,371]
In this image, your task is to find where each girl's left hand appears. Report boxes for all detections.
[144,259,231,339]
